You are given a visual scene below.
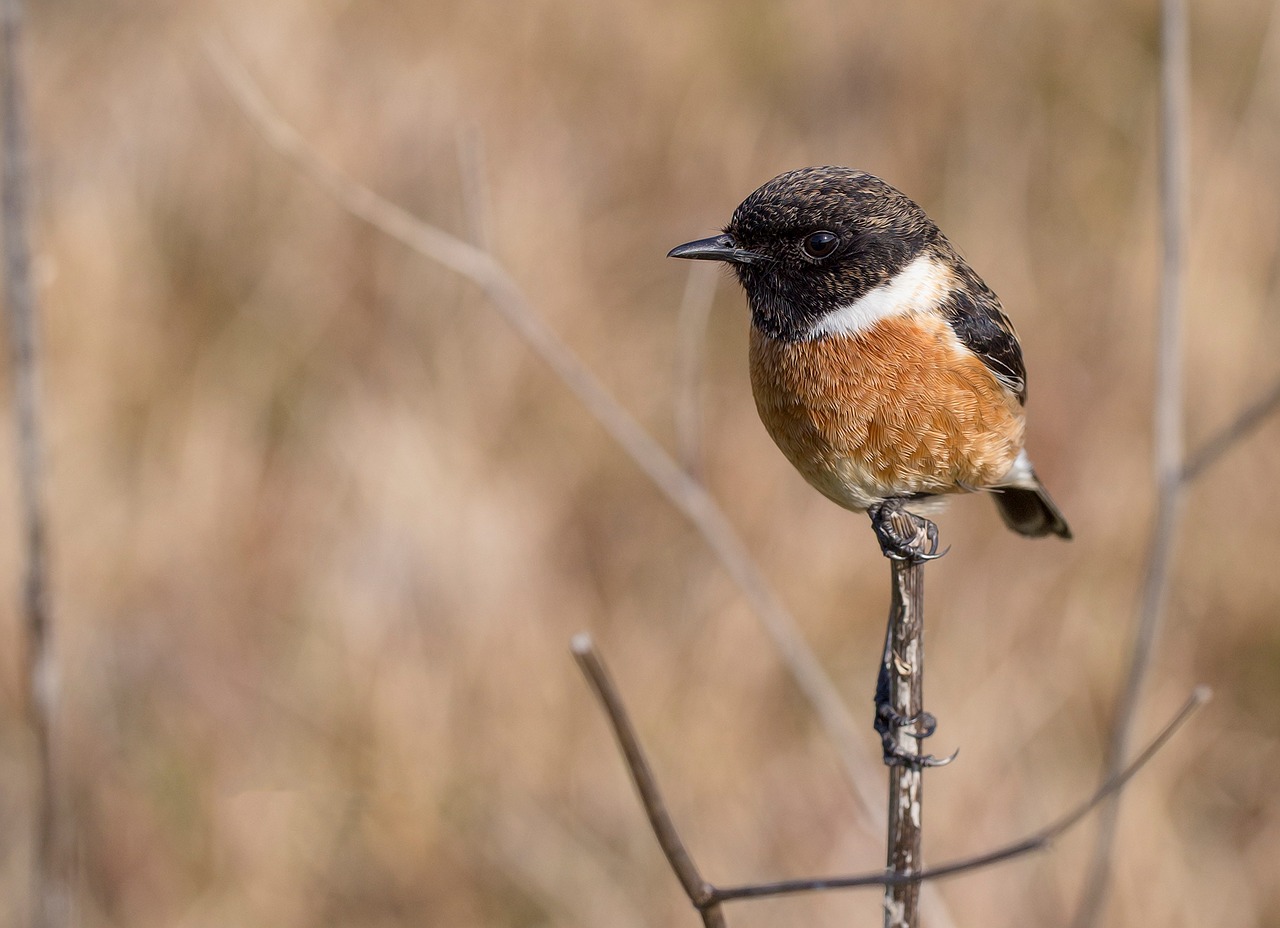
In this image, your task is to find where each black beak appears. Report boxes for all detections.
[667,233,764,265]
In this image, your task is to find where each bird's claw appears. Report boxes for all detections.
[868,502,946,563]
[876,705,937,739]
[875,703,954,768]
[883,744,959,769]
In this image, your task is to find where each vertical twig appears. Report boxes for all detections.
[883,558,926,928]
[1074,0,1189,924]
[455,126,492,251]
[674,262,717,478]
[1,1,62,926]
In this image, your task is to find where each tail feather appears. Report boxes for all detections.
[993,481,1072,539]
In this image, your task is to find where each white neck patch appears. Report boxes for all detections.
[806,253,954,340]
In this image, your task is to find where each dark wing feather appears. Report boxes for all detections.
[941,282,1027,404]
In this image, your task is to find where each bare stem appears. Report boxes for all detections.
[570,634,726,928]
[1074,0,1189,923]
[1,0,62,925]
[674,262,718,478]
[884,558,926,928]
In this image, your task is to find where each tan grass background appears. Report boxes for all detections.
[2,1,1279,926]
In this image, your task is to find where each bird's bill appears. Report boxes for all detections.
[667,234,764,265]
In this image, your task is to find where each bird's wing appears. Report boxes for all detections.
[942,284,1027,404]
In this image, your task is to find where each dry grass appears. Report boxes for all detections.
[2,0,1279,925]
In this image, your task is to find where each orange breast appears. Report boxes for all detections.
[749,313,1025,511]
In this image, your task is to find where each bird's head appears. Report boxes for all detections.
[669,166,941,341]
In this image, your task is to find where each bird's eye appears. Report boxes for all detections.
[801,230,839,260]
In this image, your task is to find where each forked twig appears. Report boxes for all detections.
[572,633,1207,924]
[714,683,1207,899]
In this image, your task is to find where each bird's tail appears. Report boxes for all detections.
[993,480,1072,539]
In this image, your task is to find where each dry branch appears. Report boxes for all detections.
[1074,1,1189,922]
[572,632,1207,926]
[868,509,953,928]
[571,635,727,928]
[1076,3,1280,922]
[674,262,718,478]
[883,557,926,928]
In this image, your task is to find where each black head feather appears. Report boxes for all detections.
[724,167,940,340]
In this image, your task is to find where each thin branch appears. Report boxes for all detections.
[570,634,710,904]
[455,126,492,252]
[883,556,927,928]
[674,262,718,478]
[1,1,64,926]
[573,631,1208,918]
[1074,0,1190,923]
[205,41,891,830]
[1180,377,1280,483]
[713,686,1208,901]
[571,634,726,928]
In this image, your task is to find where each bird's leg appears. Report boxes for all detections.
[867,498,945,563]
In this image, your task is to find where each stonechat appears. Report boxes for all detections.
[669,166,1070,546]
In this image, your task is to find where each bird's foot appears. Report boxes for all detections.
[879,705,938,739]
[874,658,957,768]
[874,701,957,768]
[868,500,945,563]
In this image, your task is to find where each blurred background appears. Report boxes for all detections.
[1,0,1278,925]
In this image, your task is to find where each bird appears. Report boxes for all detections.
[668,166,1070,552]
